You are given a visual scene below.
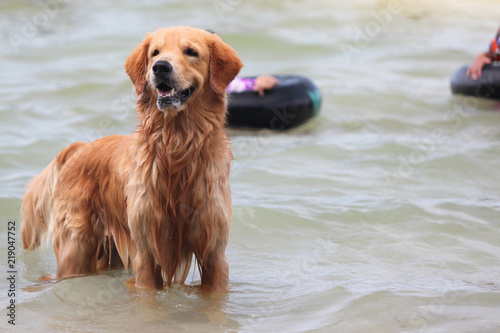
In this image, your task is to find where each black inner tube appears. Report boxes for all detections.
[227,75,322,130]
[450,64,500,100]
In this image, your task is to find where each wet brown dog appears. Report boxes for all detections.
[21,27,242,291]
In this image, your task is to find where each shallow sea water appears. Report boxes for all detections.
[1,0,500,332]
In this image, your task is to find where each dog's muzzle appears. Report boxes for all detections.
[152,61,195,111]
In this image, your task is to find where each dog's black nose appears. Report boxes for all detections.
[152,61,173,76]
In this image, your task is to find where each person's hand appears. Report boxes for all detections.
[253,76,279,97]
[467,52,492,80]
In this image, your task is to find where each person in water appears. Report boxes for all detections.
[226,75,279,96]
[467,26,500,80]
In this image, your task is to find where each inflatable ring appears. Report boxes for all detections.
[450,64,500,99]
[227,75,322,130]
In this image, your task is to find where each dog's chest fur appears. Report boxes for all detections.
[123,112,231,264]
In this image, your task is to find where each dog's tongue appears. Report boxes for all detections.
[158,88,175,97]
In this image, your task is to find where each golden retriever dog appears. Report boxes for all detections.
[21,27,243,291]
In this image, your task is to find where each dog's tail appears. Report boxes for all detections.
[21,142,86,250]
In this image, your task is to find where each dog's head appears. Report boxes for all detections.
[125,27,243,112]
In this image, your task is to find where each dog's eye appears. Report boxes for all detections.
[184,47,198,57]
[152,50,159,57]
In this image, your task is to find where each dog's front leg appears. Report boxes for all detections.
[133,250,163,289]
[127,192,164,289]
[200,244,229,292]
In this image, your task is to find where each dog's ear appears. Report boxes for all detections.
[125,34,152,96]
[208,35,243,95]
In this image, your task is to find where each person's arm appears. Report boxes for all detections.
[253,76,279,97]
[467,51,493,80]
[467,27,500,80]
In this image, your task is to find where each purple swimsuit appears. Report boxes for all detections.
[226,77,255,93]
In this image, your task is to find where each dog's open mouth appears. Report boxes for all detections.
[156,82,195,110]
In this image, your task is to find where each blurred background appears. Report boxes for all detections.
[1,0,500,332]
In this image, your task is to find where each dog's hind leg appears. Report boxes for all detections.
[52,215,102,278]
[53,236,101,278]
